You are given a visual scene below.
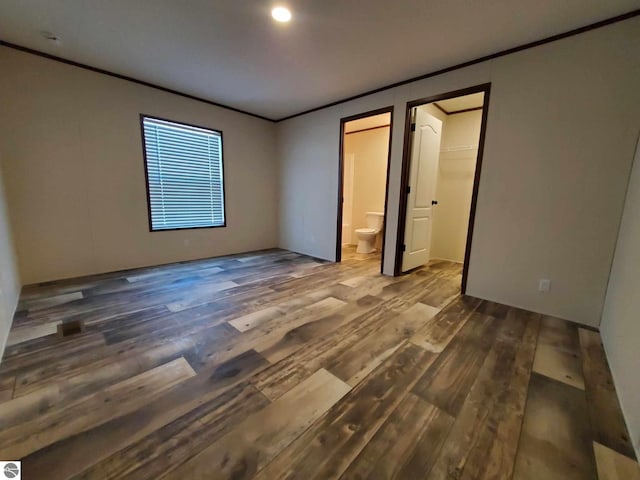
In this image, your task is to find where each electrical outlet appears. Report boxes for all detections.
[538,278,551,293]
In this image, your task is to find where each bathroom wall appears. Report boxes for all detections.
[431,110,483,262]
[341,153,355,245]
[600,137,640,458]
[343,127,390,244]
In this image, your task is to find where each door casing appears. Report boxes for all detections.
[394,83,491,295]
[336,106,394,274]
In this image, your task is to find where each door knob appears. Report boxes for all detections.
[432,200,438,205]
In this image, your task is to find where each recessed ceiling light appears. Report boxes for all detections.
[271,6,292,23]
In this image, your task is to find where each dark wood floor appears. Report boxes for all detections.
[0,248,637,479]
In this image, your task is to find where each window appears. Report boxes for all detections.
[141,115,225,231]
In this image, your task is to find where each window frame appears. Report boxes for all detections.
[139,114,227,232]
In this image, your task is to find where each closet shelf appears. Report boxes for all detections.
[440,144,478,153]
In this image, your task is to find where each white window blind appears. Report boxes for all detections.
[142,116,225,230]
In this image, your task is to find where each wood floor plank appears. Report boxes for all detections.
[127,266,224,283]
[20,272,250,330]
[410,295,482,352]
[287,262,326,278]
[326,301,439,386]
[11,322,230,396]
[6,322,59,346]
[20,281,190,324]
[428,308,540,480]
[475,300,510,320]
[21,350,270,480]
[19,281,98,303]
[15,249,287,304]
[204,280,330,322]
[75,381,271,480]
[341,393,454,479]
[335,274,397,301]
[0,337,202,429]
[0,357,196,459]
[579,328,636,459]
[513,372,597,480]
[411,311,499,416]
[594,442,640,480]
[93,264,277,308]
[417,271,462,309]
[228,305,283,332]
[253,343,437,480]
[533,315,584,389]
[8,304,237,396]
[100,302,240,346]
[187,296,348,371]
[258,295,383,365]
[165,280,240,312]
[375,268,448,308]
[339,275,371,288]
[268,259,376,295]
[252,306,399,401]
[164,368,351,479]
[0,332,107,381]
[0,375,14,403]
[0,248,630,480]
[226,286,338,334]
[19,291,84,312]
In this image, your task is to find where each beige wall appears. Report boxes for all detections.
[419,103,448,124]
[343,127,389,244]
[431,110,482,263]
[277,17,640,327]
[600,137,640,458]
[0,47,279,284]
[0,153,21,360]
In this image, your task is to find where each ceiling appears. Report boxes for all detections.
[434,93,484,114]
[0,1,637,120]
[345,113,391,134]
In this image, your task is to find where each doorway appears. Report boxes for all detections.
[395,84,491,293]
[336,106,393,271]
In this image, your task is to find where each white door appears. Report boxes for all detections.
[402,109,442,272]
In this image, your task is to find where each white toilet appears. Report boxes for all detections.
[355,212,384,254]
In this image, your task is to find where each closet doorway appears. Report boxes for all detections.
[395,84,490,293]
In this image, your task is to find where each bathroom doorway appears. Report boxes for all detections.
[395,84,490,293]
[336,106,393,271]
